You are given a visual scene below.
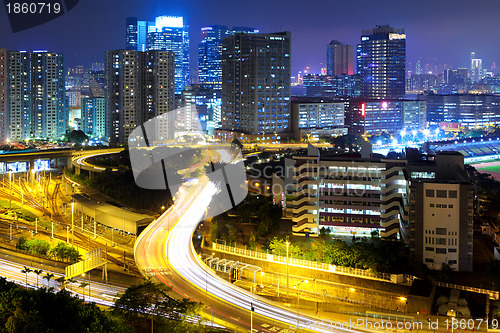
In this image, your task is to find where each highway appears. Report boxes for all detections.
[134,146,359,333]
[0,254,126,306]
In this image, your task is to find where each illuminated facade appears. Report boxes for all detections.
[291,99,347,139]
[180,84,221,136]
[359,25,406,99]
[198,26,258,90]
[346,99,426,135]
[0,48,6,143]
[221,32,291,135]
[291,150,386,237]
[7,51,67,141]
[81,97,105,139]
[326,40,353,76]
[470,52,483,83]
[126,16,189,94]
[105,50,175,143]
[419,93,500,128]
[303,74,361,98]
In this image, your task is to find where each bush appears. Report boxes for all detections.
[49,242,81,262]
[25,239,51,256]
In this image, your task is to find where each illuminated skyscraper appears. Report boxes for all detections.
[326,40,353,76]
[7,50,67,141]
[470,52,483,83]
[105,50,175,143]
[126,16,189,94]
[359,25,406,99]
[221,32,291,135]
[198,26,258,90]
[146,16,189,94]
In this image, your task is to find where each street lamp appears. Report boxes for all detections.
[286,237,289,294]
[8,171,12,210]
[293,279,308,330]
[71,201,74,246]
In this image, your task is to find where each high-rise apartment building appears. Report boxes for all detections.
[81,97,105,139]
[126,16,189,94]
[221,32,291,135]
[198,26,259,90]
[7,51,67,141]
[359,25,406,99]
[105,50,175,143]
[89,70,105,98]
[0,48,7,143]
[326,40,353,76]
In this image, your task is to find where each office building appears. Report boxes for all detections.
[288,146,474,271]
[180,84,221,136]
[220,32,291,135]
[303,74,361,98]
[105,50,175,143]
[345,99,426,135]
[406,74,439,94]
[291,98,347,139]
[0,48,6,143]
[7,50,67,141]
[359,25,406,99]
[443,69,467,86]
[419,93,500,128]
[198,25,258,90]
[126,16,189,94]
[81,97,105,139]
[326,40,353,76]
[291,147,386,237]
[405,150,474,272]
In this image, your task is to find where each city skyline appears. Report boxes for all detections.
[1,0,500,76]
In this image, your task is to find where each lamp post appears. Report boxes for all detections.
[9,171,12,210]
[71,201,74,246]
[286,237,289,294]
[294,279,308,330]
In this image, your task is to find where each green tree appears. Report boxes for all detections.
[55,276,66,290]
[231,138,243,150]
[66,130,89,146]
[20,266,32,288]
[113,279,201,332]
[0,276,127,332]
[79,281,89,302]
[33,269,43,289]
[43,273,54,289]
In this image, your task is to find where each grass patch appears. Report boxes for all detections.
[478,164,500,173]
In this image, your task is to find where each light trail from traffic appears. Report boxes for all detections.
[134,146,361,332]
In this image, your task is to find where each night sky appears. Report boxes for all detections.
[1,0,499,76]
